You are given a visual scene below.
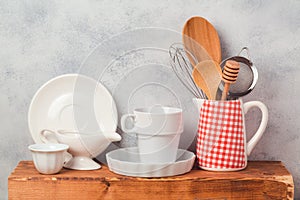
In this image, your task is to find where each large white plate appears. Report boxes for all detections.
[28,74,118,143]
[106,147,195,177]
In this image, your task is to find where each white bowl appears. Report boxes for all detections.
[106,147,195,177]
[28,143,69,174]
[54,130,121,170]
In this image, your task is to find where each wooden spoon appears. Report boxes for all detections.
[192,60,222,100]
[221,60,240,100]
[183,16,221,64]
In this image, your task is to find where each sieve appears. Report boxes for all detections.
[218,47,258,100]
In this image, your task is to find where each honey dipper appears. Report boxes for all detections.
[221,60,240,100]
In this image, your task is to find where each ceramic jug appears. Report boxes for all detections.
[193,98,268,171]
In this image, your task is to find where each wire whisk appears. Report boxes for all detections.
[169,43,206,99]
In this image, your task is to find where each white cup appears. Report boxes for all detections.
[121,106,183,163]
[28,143,69,174]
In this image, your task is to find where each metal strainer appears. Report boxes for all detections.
[218,47,258,100]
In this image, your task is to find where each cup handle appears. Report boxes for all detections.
[40,129,58,144]
[63,152,73,165]
[243,101,268,156]
[120,114,137,133]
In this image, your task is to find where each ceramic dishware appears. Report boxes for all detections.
[121,106,183,163]
[106,147,195,177]
[28,74,118,144]
[28,143,69,174]
[193,98,268,171]
[40,129,121,170]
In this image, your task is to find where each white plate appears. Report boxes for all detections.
[106,147,195,177]
[28,74,118,143]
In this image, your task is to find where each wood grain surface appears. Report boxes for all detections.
[8,161,294,200]
[183,16,222,64]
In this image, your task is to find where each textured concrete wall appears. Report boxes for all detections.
[1,0,300,199]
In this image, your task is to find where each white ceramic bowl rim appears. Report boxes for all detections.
[107,148,195,166]
[134,106,182,115]
[28,143,69,152]
[56,130,108,135]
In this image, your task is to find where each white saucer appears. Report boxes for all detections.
[28,74,118,143]
[106,148,195,177]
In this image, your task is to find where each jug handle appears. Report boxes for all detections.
[244,101,268,156]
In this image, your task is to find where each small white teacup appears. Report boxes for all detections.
[28,143,69,174]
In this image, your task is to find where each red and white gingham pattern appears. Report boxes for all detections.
[196,99,246,169]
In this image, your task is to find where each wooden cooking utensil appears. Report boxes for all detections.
[183,16,221,64]
[221,60,240,100]
[192,60,222,100]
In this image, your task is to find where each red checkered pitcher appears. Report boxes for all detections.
[193,98,268,171]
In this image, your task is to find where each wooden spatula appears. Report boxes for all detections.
[192,60,222,100]
[183,16,221,64]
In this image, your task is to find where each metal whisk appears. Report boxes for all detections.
[169,43,206,99]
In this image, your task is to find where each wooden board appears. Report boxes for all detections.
[8,161,294,200]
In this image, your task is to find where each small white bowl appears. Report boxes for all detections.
[28,143,69,174]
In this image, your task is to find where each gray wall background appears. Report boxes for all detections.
[1,0,300,199]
